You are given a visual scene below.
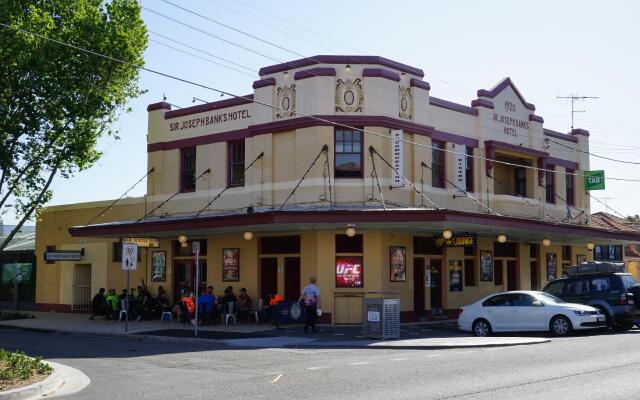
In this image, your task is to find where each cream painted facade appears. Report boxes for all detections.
[36,55,639,322]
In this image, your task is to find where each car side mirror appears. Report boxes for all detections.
[532,300,544,307]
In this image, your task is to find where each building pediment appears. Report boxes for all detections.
[477,77,536,112]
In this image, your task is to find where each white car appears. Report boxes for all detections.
[458,291,606,337]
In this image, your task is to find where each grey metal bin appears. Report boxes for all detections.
[363,292,400,339]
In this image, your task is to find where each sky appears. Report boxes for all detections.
[5,0,640,225]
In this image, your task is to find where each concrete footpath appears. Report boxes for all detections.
[0,311,550,349]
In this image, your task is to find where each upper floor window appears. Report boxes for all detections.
[566,169,575,206]
[545,166,555,204]
[465,147,474,192]
[180,147,196,192]
[228,140,245,187]
[515,167,527,197]
[335,128,362,178]
[431,140,445,188]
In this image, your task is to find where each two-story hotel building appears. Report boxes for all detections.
[35,55,640,323]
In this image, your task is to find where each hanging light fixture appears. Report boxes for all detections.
[243,231,254,241]
[497,234,507,243]
[586,241,595,250]
[345,224,356,237]
[542,238,551,247]
[345,64,352,72]
[178,234,188,248]
[442,229,453,240]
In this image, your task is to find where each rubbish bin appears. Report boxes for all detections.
[363,292,400,339]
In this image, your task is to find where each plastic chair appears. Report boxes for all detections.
[223,302,237,326]
[119,299,128,322]
[161,311,172,322]
[248,298,263,324]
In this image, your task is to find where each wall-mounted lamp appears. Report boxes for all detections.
[586,241,595,251]
[442,229,453,240]
[345,224,356,238]
[497,234,507,243]
[542,238,551,247]
[178,234,188,248]
[243,231,254,241]
[345,64,352,72]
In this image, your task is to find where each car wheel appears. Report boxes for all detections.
[550,315,573,336]
[472,319,492,337]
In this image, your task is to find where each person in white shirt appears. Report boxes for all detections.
[299,276,321,333]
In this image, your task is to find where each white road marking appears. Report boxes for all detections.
[307,366,329,370]
[455,351,475,354]
[426,354,442,357]
[350,361,373,365]
[390,358,410,361]
[271,374,283,383]
[333,333,345,336]
[484,347,509,351]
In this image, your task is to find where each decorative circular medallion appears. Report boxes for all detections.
[400,97,408,112]
[282,96,290,110]
[290,303,302,320]
[343,90,355,105]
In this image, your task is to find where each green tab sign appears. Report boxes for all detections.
[584,170,605,190]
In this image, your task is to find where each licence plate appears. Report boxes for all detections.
[597,317,605,322]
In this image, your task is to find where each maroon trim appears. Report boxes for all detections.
[545,165,556,204]
[477,78,536,111]
[410,78,430,91]
[431,130,478,147]
[334,126,364,179]
[164,95,254,120]
[294,67,336,80]
[148,115,439,152]
[537,158,545,186]
[318,312,331,324]
[179,147,196,193]
[529,114,544,123]
[429,97,478,116]
[571,128,590,137]
[252,78,276,89]
[484,140,549,158]
[36,303,73,313]
[471,98,495,109]
[258,55,424,78]
[362,68,401,82]
[431,140,446,189]
[227,139,245,188]
[547,157,579,171]
[69,209,640,242]
[147,102,172,112]
[543,129,578,143]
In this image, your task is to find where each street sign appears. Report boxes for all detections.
[44,250,83,261]
[584,170,605,190]
[192,241,200,254]
[453,143,467,197]
[121,243,138,271]
[123,237,160,248]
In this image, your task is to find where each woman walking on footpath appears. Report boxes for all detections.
[299,276,321,333]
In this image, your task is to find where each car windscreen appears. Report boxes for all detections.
[537,292,566,304]
[620,275,639,290]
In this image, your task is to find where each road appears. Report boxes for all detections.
[1,328,639,399]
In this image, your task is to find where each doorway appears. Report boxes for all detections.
[72,264,91,311]
[260,257,278,300]
[530,261,539,290]
[413,258,425,316]
[284,257,301,301]
[429,259,443,314]
[507,260,518,291]
[173,260,207,300]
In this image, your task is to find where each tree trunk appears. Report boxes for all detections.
[0,165,58,253]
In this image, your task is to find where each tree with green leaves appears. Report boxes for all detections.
[0,0,147,251]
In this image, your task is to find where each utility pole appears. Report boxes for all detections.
[556,95,599,129]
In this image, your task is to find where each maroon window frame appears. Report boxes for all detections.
[565,169,575,206]
[465,146,474,192]
[335,128,363,178]
[228,140,245,187]
[431,140,445,188]
[180,147,196,193]
[545,166,556,204]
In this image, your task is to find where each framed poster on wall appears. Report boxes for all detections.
[336,257,363,288]
[222,248,240,282]
[389,246,406,282]
[480,250,493,281]
[151,251,166,282]
[546,253,557,281]
[449,259,463,292]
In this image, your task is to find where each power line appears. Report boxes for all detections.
[5,21,640,185]
[546,138,640,165]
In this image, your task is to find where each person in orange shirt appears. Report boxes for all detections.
[269,293,283,306]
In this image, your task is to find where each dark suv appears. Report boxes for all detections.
[543,271,640,331]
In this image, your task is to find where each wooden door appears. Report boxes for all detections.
[430,259,443,309]
[413,258,425,316]
[507,260,518,291]
[284,257,301,301]
[260,257,278,300]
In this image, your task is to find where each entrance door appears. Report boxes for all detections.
[507,260,518,291]
[260,257,278,300]
[284,257,301,301]
[72,264,91,311]
[413,258,425,316]
[530,261,539,290]
[174,260,195,300]
[430,259,443,313]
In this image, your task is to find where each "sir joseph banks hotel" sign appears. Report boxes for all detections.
[169,108,251,132]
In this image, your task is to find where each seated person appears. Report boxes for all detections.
[180,290,196,324]
[222,286,237,303]
[157,288,170,311]
[237,288,252,321]
[105,289,119,320]
[198,287,216,324]
[89,288,108,320]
